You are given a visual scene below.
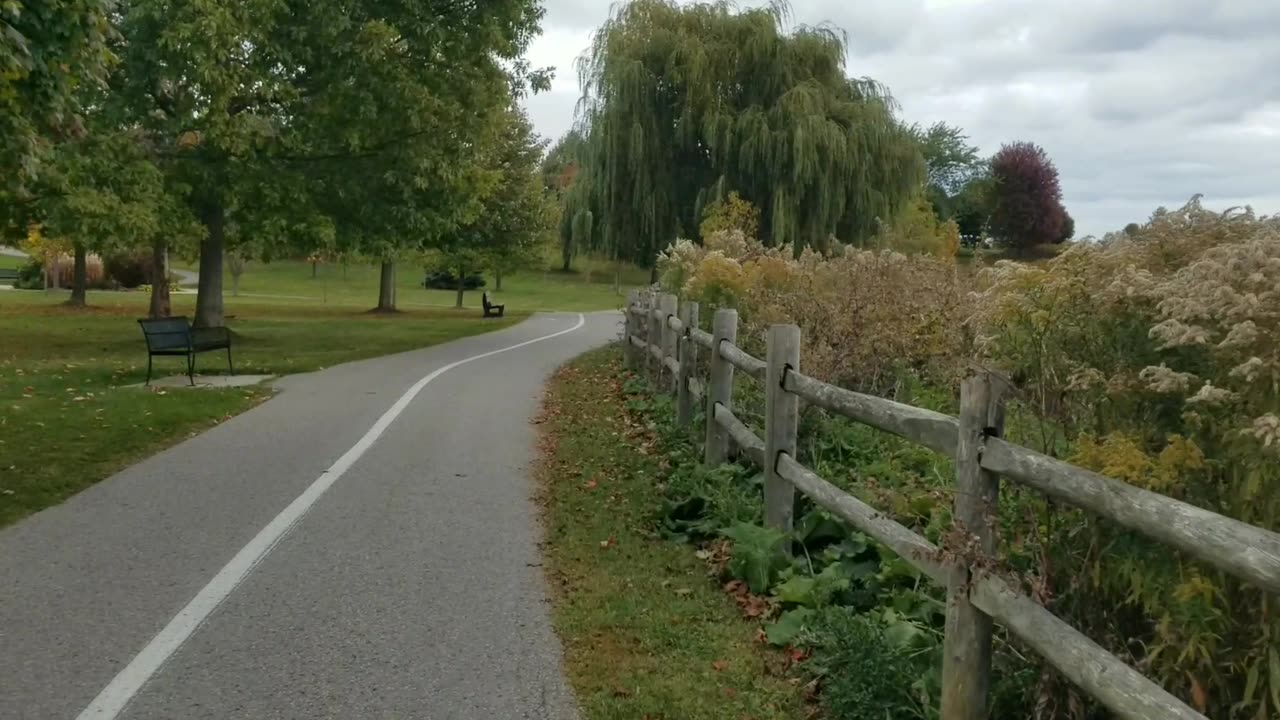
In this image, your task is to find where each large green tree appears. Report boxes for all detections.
[2,47,202,315]
[914,122,983,198]
[436,105,551,307]
[311,100,499,312]
[572,0,923,266]
[13,130,200,308]
[483,110,552,292]
[912,121,985,228]
[111,0,546,325]
[1,0,114,204]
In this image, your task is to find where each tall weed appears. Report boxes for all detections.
[973,197,1280,717]
[641,198,1279,716]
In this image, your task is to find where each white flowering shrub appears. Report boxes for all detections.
[654,203,1279,715]
[973,196,1280,717]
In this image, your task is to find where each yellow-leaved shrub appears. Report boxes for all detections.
[659,229,971,393]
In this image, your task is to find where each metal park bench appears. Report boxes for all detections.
[482,292,505,318]
[137,316,233,385]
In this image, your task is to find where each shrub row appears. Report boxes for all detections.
[648,197,1280,718]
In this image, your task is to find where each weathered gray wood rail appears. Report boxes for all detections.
[621,292,1280,720]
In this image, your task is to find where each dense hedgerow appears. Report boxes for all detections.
[657,230,972,394]
[973,197,1280,718]
[645,196,1280,718]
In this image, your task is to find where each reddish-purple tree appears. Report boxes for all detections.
[987,141,1066,251]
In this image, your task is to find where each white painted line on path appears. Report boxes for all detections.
[76,313,587,719]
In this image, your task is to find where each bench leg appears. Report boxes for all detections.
[188,353,195,386]
[226,345,234,375]
[146,355,153,386]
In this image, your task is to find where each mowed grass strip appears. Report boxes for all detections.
[535,347,804,720]
[0,292,522,527]
[187,257,641,313]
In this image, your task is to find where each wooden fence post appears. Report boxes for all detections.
[941,371,1006,720]
[647,295,661,384]
[659,293,678,392]
[624,290,639,371]
[764,324,800,534]
[676,302,699,427]
[704,308,738,466]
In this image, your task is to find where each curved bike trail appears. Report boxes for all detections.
[0,311,620,719]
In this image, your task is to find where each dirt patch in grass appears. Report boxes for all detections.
[534,346,805,720]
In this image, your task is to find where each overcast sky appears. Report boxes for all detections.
[520,0,1280,238]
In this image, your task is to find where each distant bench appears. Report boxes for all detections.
[0,268,18,285]
[137,316,233,385]
[482,292,505,318]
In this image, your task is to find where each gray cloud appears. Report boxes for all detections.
[523,0,1280,236]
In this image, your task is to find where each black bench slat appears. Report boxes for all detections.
[482,292,505,318]
[190,326,232,351]
[137,316,234,385]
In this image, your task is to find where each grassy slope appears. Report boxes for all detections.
[0,291,521,527]
[535,347,804,720]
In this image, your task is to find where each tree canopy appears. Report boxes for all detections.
[570,0,924,266]
[542,130,586,195]
[914,122,983,198]
[109,0,547,322]
[435,104,552,304]
[987,141,1067,251]
[1,0,115,202]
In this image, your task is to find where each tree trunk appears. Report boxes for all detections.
[375,260,396,312]
[228,254,244,297]
[149,238,171,319]
[67,243,87,306]
[311,261,317,279]
[561,234,572,272]
[455,270,465,309]
[495,268,503,291]
[649,265,658,284]
[194,203,226,328]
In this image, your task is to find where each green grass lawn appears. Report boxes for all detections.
[0,290,523,527]
[202,256,643,312]
[535,347,805,720]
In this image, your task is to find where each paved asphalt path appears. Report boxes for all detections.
[0,311,620,719]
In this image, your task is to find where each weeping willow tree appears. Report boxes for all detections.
[574,0,924,264]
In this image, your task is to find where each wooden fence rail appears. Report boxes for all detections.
[621,292,1280,720]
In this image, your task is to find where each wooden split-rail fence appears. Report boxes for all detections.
[623,291,1280,720]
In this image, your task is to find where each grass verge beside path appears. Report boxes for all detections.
[0,292,522,527]
[535,347,805,720]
